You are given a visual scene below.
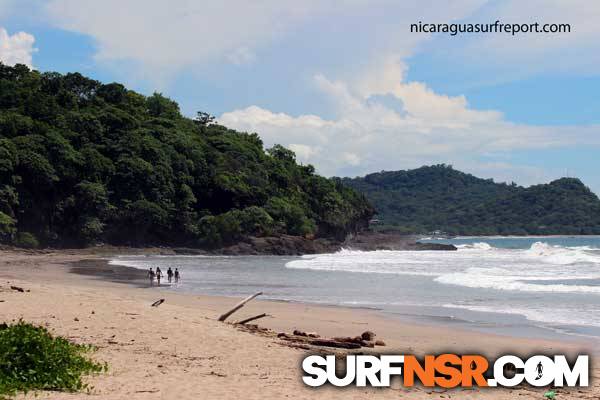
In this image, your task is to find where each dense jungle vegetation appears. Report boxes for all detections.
[0,64,373,248]
[343,165,600,235]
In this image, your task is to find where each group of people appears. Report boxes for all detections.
[147,267,179,286]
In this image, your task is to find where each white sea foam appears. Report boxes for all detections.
[108,258,148,269]
[435,269,600,294]
[443,303,600,328]
[455,242,493,250]
[285,242,600,295]
[524,241,600,265]
[285,250,439,276]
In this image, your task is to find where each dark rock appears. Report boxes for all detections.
[410,242,457,251]
[342,232,457,251]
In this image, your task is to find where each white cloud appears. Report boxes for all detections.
[29,1,600,81]
[287,143,319,163]
[43,0,370,77]
[0,27,36,67]
[220,61,600,181]
[42,0,487,81]
[226,46,256,66]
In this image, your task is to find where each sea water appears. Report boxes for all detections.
[109,236,600,340]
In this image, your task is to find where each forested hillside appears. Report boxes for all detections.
[343,165,600,235]
[0,64,373,248]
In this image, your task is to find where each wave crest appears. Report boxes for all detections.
[525,241,600,265]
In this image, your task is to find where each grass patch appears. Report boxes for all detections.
[0,320,107,398]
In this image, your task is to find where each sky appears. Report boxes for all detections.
[1,0,600,194]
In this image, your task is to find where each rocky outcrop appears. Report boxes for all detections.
[342,231,457,251]
[171,231,456,255]
[172,235,340,256]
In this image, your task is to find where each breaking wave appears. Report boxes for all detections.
[285,242,600,295]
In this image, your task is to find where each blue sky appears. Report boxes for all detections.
[1,0,600,194]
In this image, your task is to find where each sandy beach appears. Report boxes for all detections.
[0,249,598,399]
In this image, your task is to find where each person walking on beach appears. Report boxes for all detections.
[167,267,173,283]
[174,268,180,283]
[156,267,162,286]
[535,361,544,380]
[148,268,155,287]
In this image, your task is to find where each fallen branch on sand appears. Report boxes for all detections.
[217,292,385,351]
[235,313,268,325]
[307,339,362,349]
[239,324,386,351]
[218,292,262,322]
[151,299,165,307]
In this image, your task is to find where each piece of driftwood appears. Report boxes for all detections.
[232,312,381,352]
[333,336,375,347]
[286,343,311,350]
[218,292,262,322]
[151,299,165,307]
[10,286,24,292]
[279,334,310,343]
[236,313,268,325]
[308,339,362,349]
[332,336,360,343]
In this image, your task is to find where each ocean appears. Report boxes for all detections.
[109,236,600,340]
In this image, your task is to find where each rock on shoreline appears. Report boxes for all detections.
[173,231,456,255]
[341,231,457,252]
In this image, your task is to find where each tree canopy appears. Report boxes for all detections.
[342,164,600,235]
[0,63,373,248]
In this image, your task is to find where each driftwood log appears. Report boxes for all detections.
[236,313,268,325]
[221,294,384,351]
[308,339,362,349]
[333,336,375,347]
[151,299,165,307]
[218,292,262,322]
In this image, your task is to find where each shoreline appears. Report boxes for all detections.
[75,257,599,345]
[1,249,599,399]
[104,250,600,344]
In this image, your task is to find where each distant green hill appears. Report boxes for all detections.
[342,164,600,235]
[0,64,373,248]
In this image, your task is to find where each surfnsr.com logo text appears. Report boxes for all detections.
[302,354,589,388]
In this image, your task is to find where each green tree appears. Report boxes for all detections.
[0,63,374,247]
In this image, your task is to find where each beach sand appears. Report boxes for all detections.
[0,249,598,399]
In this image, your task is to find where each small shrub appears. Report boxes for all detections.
[12,232,39,249]
[0,212,16,242]
[0,321,106,397]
